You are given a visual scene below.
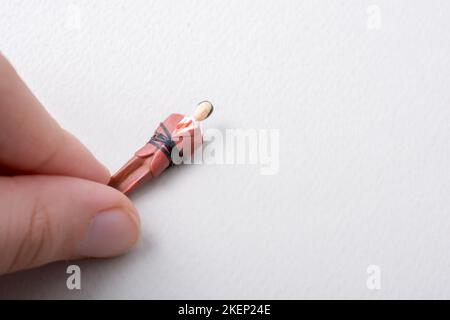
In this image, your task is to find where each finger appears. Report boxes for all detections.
[0,164,19,176]
[0,53,109,183]
[0,175,140,274]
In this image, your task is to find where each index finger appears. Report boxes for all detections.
[0,53,109,183]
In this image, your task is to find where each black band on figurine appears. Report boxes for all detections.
[148,122,177,163]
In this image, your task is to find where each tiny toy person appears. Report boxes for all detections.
[108,101,213,194]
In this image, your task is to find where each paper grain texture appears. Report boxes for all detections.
[1,1,450,299]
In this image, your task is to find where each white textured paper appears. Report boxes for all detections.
[1,0,450,299]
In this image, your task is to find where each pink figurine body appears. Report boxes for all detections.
[108,102,212,195]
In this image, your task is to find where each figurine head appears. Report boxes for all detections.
[193,101,214,121]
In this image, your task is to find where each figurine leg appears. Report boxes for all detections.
[112,163,153,195]
[109,156,144,190]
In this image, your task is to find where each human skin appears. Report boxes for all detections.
[0,53,140,275]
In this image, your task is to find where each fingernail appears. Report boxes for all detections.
[77,208,139,257]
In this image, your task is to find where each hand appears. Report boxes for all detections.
[0,54,140,275]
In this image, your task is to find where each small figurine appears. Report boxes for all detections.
[108,101,213,195]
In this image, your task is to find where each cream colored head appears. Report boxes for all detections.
[193,101,214,121]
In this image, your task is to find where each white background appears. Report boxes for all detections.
[1,1,450,299]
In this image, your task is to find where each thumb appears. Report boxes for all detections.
[0,175,140,274]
